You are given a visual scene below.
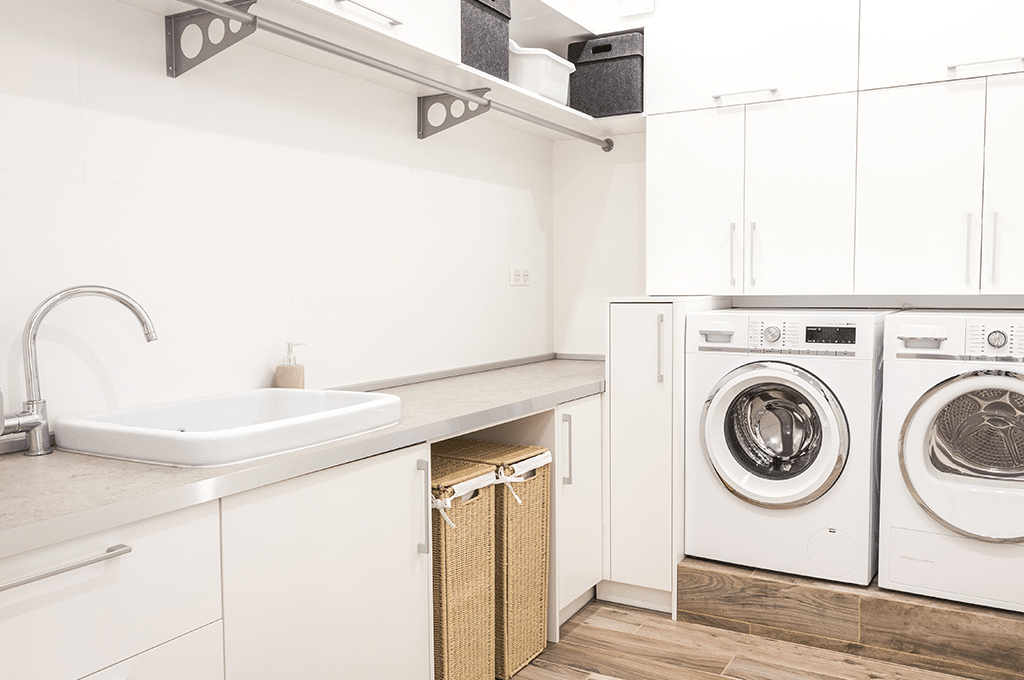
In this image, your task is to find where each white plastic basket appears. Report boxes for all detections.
[508,39,576,105]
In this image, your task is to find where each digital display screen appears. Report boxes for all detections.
[806,326,856,345]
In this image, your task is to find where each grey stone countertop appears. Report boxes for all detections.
[0,359,604,559]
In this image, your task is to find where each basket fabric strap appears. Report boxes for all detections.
[498,451,553,505]
[431,471,495,529]
[431,496,458,529]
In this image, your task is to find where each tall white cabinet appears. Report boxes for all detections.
[647,94,857,296]
[221,444,433,680]
[607,301,674,597]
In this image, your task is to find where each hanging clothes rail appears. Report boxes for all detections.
[168,0,615,151]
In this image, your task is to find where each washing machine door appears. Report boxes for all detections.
[900,370,1024,543]
[701,362,850,508]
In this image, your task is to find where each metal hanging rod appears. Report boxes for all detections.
[168,0,615,151]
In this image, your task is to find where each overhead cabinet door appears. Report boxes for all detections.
[981,74,1024,294]
[860,0,1024,90]
[855,81,987,294]
[645,0,859,115]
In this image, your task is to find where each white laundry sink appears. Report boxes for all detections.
[53,388,400,467]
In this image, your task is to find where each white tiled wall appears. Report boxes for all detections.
[0,0,553,421]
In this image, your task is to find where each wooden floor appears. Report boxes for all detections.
[512,600,994,680]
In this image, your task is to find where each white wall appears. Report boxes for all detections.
[553,132,645,356]
[0,0,554,424]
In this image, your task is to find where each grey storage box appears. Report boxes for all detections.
[461,0,512,80]
[567,32,644,117]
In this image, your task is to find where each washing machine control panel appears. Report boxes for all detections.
[748,318,862,357]
[965,319,1024,358]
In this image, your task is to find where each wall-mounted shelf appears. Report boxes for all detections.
[144,0,644,147]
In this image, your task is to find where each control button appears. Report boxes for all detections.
[764,325,782,343]
[988,329,1009,349]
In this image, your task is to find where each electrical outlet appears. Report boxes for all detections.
[509,265,530,286]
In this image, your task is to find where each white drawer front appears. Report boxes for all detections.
[84,621,224,680]
[0,502,222,680]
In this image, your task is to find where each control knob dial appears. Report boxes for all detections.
[764,325,782,343]
[987,329,1009,349]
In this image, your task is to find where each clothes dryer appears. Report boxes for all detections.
[880,311,1024,612]
[685,309,888,585]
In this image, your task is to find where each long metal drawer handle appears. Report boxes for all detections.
[991,211,1000,285]
[657,313,665,383]
[729,222,737,286]
[750,222,757,287]
[0,544,132,593]
[417,459,430,554]
[948,56,1024,71]
[965,213,973,286]
[338,0,402,26]
[562,413,573,485]
[711,87,778,101]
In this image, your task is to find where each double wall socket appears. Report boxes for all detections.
[509,265,531,286]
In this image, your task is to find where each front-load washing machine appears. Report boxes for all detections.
[685,309,889,585]
[880,311,1024,612]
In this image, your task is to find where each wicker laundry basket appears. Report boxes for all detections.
[431,456,497,680]
[433,439,552,680]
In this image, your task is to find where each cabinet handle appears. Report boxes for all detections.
[338,0,403,26]
[947,56,1024,72]
[0,544,132,593]
[965,213,974,286]
[750,222,757,287]
[729,222,737,287]
[562,413,573,485]
[657,313,665,383]
[991,211,1000,285]
[417,459,430,554]
[711,87,778,102]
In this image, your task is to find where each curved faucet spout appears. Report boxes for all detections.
[18,285,158,455]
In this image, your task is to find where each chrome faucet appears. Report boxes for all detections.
[1,286,158,456]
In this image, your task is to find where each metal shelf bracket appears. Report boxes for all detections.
[166,0,258,78]
[417,89,492,140]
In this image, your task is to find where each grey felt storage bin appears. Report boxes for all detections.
[461,0,512,81]
[567,32,644,118]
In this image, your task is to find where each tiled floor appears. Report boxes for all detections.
[514,599,1023,680]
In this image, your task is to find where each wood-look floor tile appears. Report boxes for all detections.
[566,619,734,675]
[677,564,860,642]
[677,609,752,635]
[513,657,593,679]
[860,594,1024,672]
[751,624,1024,680]
[535,638,722,680]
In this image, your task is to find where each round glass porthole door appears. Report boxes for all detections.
[900,370,1024,543]
[701,362,849,508]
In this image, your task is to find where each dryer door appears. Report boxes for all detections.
[901,370,1024,543]
[701,362,850,508]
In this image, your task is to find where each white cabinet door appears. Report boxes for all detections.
[981,74,1024,294]
[744,94,857,295]
[645,0,859,115]
[646,108,744,295]
[0,503,222,680]
[855,81,986,294]
[222,445,432,680]
[83,622,223,680]
[554,395,602,619]
[860,0,1024,90]
[647,95,856,296]
[608,302,673,592]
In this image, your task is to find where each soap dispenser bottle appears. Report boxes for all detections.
[274,342,305,388]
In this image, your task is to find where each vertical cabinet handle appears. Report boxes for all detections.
[965,213,973,286]
[729,222,737,287]
[991,211,1000,285]
[0,544,132,593]
[562,413,573,485]
[750,222,757,287]
[417,459,430,554]
[657,313,665,383]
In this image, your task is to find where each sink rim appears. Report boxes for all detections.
[53,388,402,468]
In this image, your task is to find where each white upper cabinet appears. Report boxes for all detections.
[981,74,1024,294]
[645,0,859,115]
[860,0,1024,91]
[647,94,856,296]
[855,81,987,294]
